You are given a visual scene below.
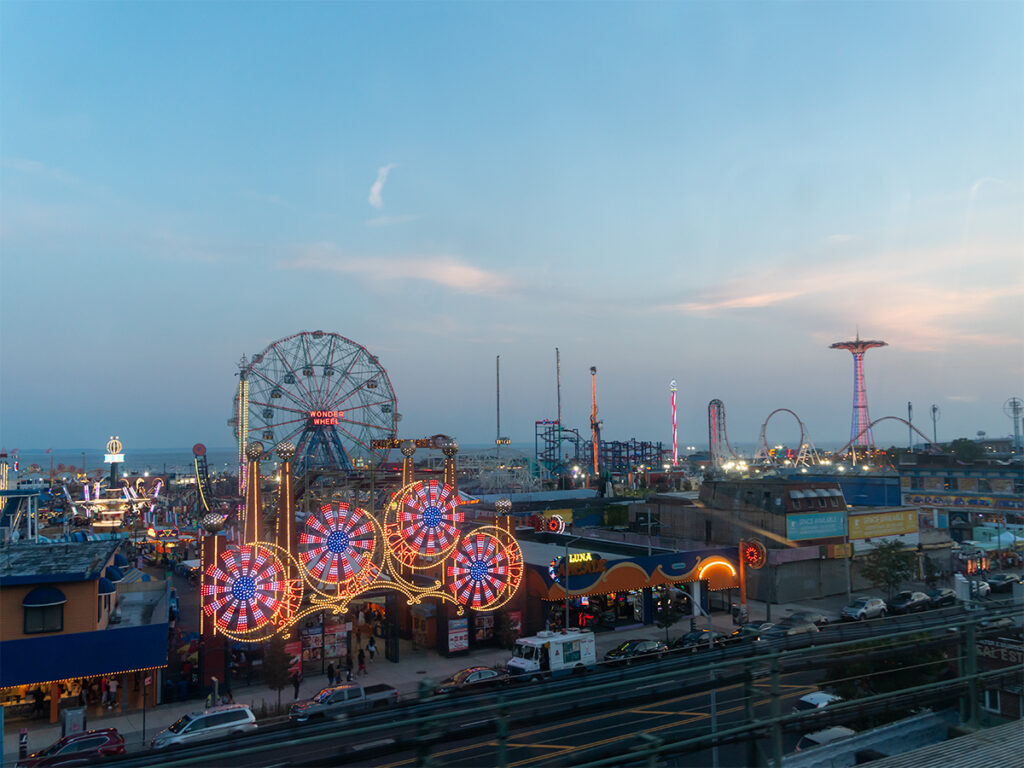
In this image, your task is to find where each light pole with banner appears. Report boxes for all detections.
[563,536,582,630]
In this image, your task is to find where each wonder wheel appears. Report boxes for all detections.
[232,331,399,472]
[446,529,522,609]
[299,502,381,590]
[202,544,299,637]
[385,480,464,566]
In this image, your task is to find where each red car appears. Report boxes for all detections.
[15,728,126,767]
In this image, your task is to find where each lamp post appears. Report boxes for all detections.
[563,536,582,631]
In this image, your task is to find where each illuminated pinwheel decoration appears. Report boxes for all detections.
[447,531,522,609]
[388,480,464,564]
[300,502,380,588]
[202,544,291,634]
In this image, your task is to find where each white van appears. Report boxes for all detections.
[794,725,855,751]
[151,704,257,749]
[507,629,596,680]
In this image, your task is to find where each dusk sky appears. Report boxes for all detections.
[2,2,1022,454]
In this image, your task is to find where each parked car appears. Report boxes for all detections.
[151,704,257,749]
[841,597,887,621]
[603,639,667,665]
[435,666,509,695]
[758,621,819,641]
[975,580,992,598]
[671,629,723,653]
[792,691,843,713]
[888,591,931,614]
[733,622,775,641]
[288,683,398,722]
[16,728,126,767]
[787,610,830,627]
[795,726,856,751]
[926,587,957,607]
[986,573,1022,593]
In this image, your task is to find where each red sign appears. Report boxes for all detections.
[144,676,152,686]
[309,410,344,425]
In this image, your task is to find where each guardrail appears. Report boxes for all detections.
[104,602,1023,768]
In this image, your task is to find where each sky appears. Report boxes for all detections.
[1,1,1022,455]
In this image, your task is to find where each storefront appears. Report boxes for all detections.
[521,541,739,635]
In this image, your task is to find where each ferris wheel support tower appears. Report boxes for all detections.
[830,335,887,448]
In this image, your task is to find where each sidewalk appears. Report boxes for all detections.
[2,623,664,764]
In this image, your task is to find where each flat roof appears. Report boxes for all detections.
[862,720,1023,768]
[0,540,121,585]
[518,539,631,567]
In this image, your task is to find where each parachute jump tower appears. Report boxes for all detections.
[830,334,887,449]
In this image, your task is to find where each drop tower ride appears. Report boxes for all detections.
[830,334,887,447]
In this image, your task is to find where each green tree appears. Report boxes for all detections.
[263,634,292,713]
[948,437,983,462]
[860,540,916,600]
[655,603,685,644]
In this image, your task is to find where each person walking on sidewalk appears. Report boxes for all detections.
[107,678,118,709]
[357,648,367,675]
[367,636,376,662]
[327,662,336,687]
[290,670,302,699]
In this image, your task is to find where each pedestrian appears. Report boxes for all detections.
[290,670,302,699]
[345,654,353,682]
[357,648,367,676]
[100,678,109,709]
[32,687,45,719]
[107,677,118,709]
[367,636,376,662]
[327,662,336,687]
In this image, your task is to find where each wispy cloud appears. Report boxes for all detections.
[366,214,422,228]
[3,157,81,186]
[824,233,855,245]
[283,243,514,296]
[657,241,1024,352]
[368,163,397,209]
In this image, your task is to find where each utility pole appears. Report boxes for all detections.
[907,402,913,451]
[590,367,599,479]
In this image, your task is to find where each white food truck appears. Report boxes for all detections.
[507,629,596,680]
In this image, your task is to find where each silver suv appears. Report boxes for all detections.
[841,597,887,621]
[151,704,257,749]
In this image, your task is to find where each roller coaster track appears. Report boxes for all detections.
[753,408,821,466]
[835,416,941,456]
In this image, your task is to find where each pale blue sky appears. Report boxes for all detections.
[2,1,1022,452]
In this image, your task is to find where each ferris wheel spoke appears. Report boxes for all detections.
[270,342,319,408]
[248,400,309,416]
[250,367,316,412]
[321,345,364,408]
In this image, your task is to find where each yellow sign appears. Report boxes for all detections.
[849,510,917,539]
[543,509,573,523]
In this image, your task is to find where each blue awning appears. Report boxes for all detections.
[113,553,130,567]
[22,586,67,607]
[97,578,116,596]
[105,566,125,583]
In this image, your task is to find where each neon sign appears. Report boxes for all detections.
[309,410,344,425]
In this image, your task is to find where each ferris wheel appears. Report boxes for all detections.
[233,331,399,471]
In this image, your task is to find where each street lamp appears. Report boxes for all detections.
[563,535,582,631]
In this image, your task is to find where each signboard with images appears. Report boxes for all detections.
[448,617,469,653]
[849,509,917,539]
[786,512,847,541]
[324,623,347,661]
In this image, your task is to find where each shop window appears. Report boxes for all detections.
[25,604,63,634]
[944,476,958,491]
[704,520,712,544]
[563,639,582,664]
[981,689,1000,713]
[977,479,991,493]
[910,475,923,490]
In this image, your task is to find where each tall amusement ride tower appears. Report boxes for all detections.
[830,334,887,447]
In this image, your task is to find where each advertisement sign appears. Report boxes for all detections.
[284,640,303,674]
[324,623,347,661]
[786,512,847,541]
[849,510,917,539]
[447,617,469,653]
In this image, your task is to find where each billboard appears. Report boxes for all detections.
[786,512,847,541]
[849,509,917,539]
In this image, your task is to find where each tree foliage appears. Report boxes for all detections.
[948,437,983,462]
[859,540,916,599]
[263,633,292,712]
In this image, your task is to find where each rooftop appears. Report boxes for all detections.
[0,540,121,585]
